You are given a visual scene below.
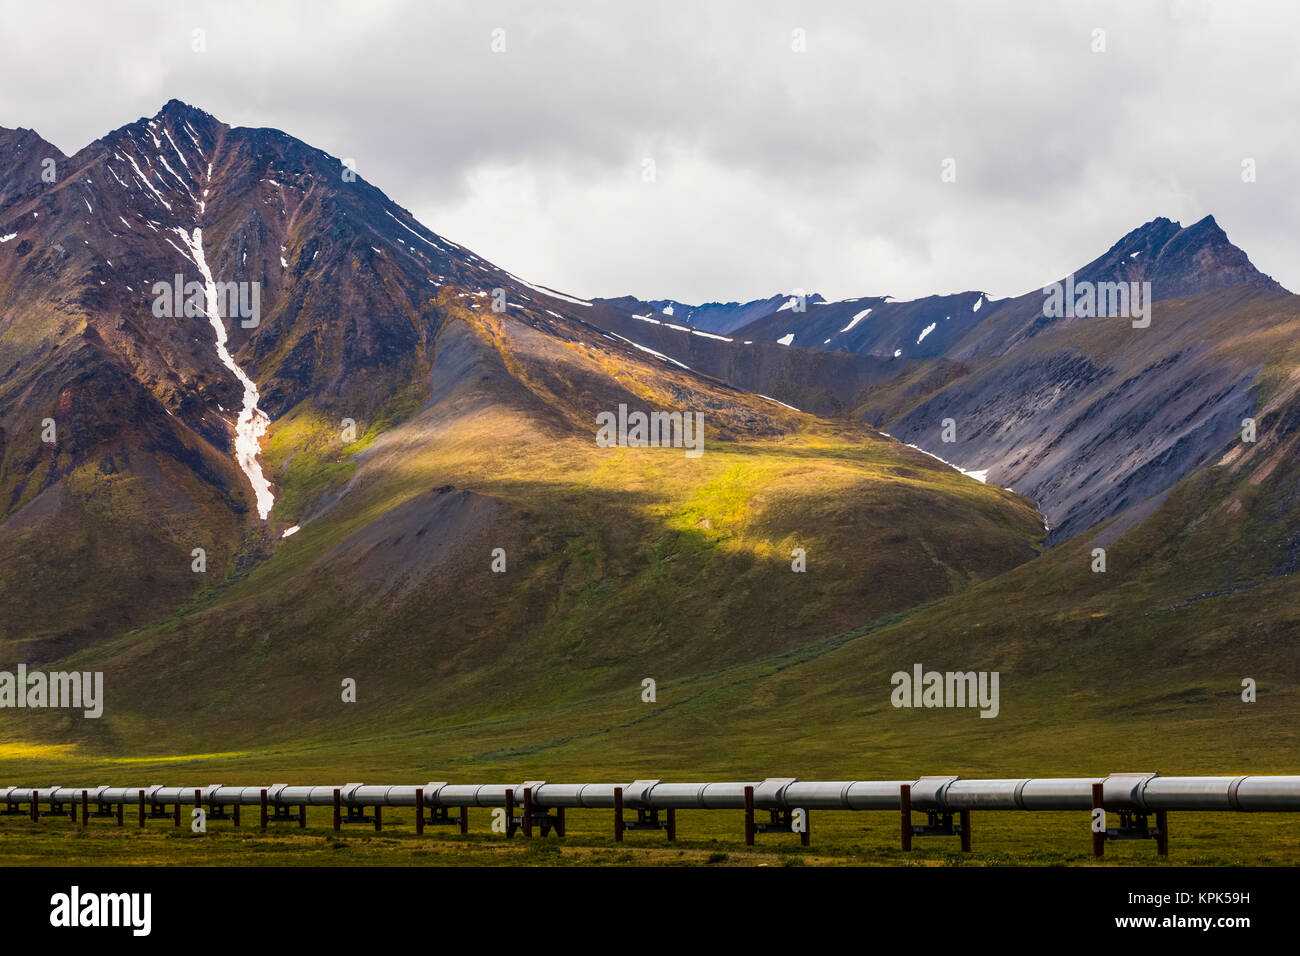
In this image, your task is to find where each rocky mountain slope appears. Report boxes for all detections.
[0,98,1044,716]
[597,292,828,335]
[590,217,1293,543]
[3,103,1297,783]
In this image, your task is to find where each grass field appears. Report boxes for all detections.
[0,803,1293,866]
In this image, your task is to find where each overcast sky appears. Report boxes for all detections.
[3,0,1298,303]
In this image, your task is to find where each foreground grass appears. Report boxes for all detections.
[0,805,1290,866]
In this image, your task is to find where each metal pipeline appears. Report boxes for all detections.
[6,775,1300,813]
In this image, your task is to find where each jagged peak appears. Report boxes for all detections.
[1106,216,1182,255]
[1175,213,1227,242]
[98,100,223,146]
[153,99,218,125]
[0,124,65,157]
[1078,214,1285,298]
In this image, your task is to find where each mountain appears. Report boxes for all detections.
[0,98,575,655]
[540,305,900,417]
[590,217,1292,544]
[0,100,1045,754]
[596,291,828,335]
[732,291,995,360]
[5,103,1297,796]
[859,216,1291,541]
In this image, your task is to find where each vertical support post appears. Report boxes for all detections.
[744,785,755,846]
[458,806,468,835]
[374,805,382,832]
[415,788,425,836]
[194,789,201,830]
[556,806,566,837]
[1091,782,1105,858]
[137,790,145,828]
[802,808,811,847]
[173,800,180,827]
[667,808,676,842]
[900,784,913,851]
[81,790,88,828]
[117,798,124,827]
[960,809,971,852]
[259,788,268,829]
[614,786,624,842]
[30,790,38,823]
[522,787,533,838]
[505,788,515,838]
[233,802,240,827]
[333,788,341,831]
[1156,810,1169,857]
[299,804,307,829]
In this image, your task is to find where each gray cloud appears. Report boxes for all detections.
[2,0,1297,303]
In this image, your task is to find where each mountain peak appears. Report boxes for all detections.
[1179,213,1225,242]
[154,98,213,121]
[1084,214,1285,300]
[1154,214,1284,296]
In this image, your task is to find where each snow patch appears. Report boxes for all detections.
[759,394,802,411]
[839,308,872,333]
[123,153,172,210]
[163,128,189,169]
[506,273,592,308]
[609,331,691,370]
[174,226,275,520]
[903,443,990,484]
[383,209,446,252]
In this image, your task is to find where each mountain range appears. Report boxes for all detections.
[1,101,1296,782]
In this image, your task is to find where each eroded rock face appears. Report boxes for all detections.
[587,215,1292,546]
[1109,215,1284,301]
[887,343,1262,542]
[872,216,1289,542]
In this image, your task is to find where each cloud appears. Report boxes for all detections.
[3,0,1297,302]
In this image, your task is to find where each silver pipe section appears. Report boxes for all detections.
[527,784,621,809]
[6,775,1300,812]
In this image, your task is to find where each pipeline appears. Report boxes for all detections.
[4,773,1298,856]
[6,773,1300,812]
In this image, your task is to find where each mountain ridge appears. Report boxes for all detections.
[0,100,1046,670]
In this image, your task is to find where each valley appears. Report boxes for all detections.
[1,104,1297,863]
